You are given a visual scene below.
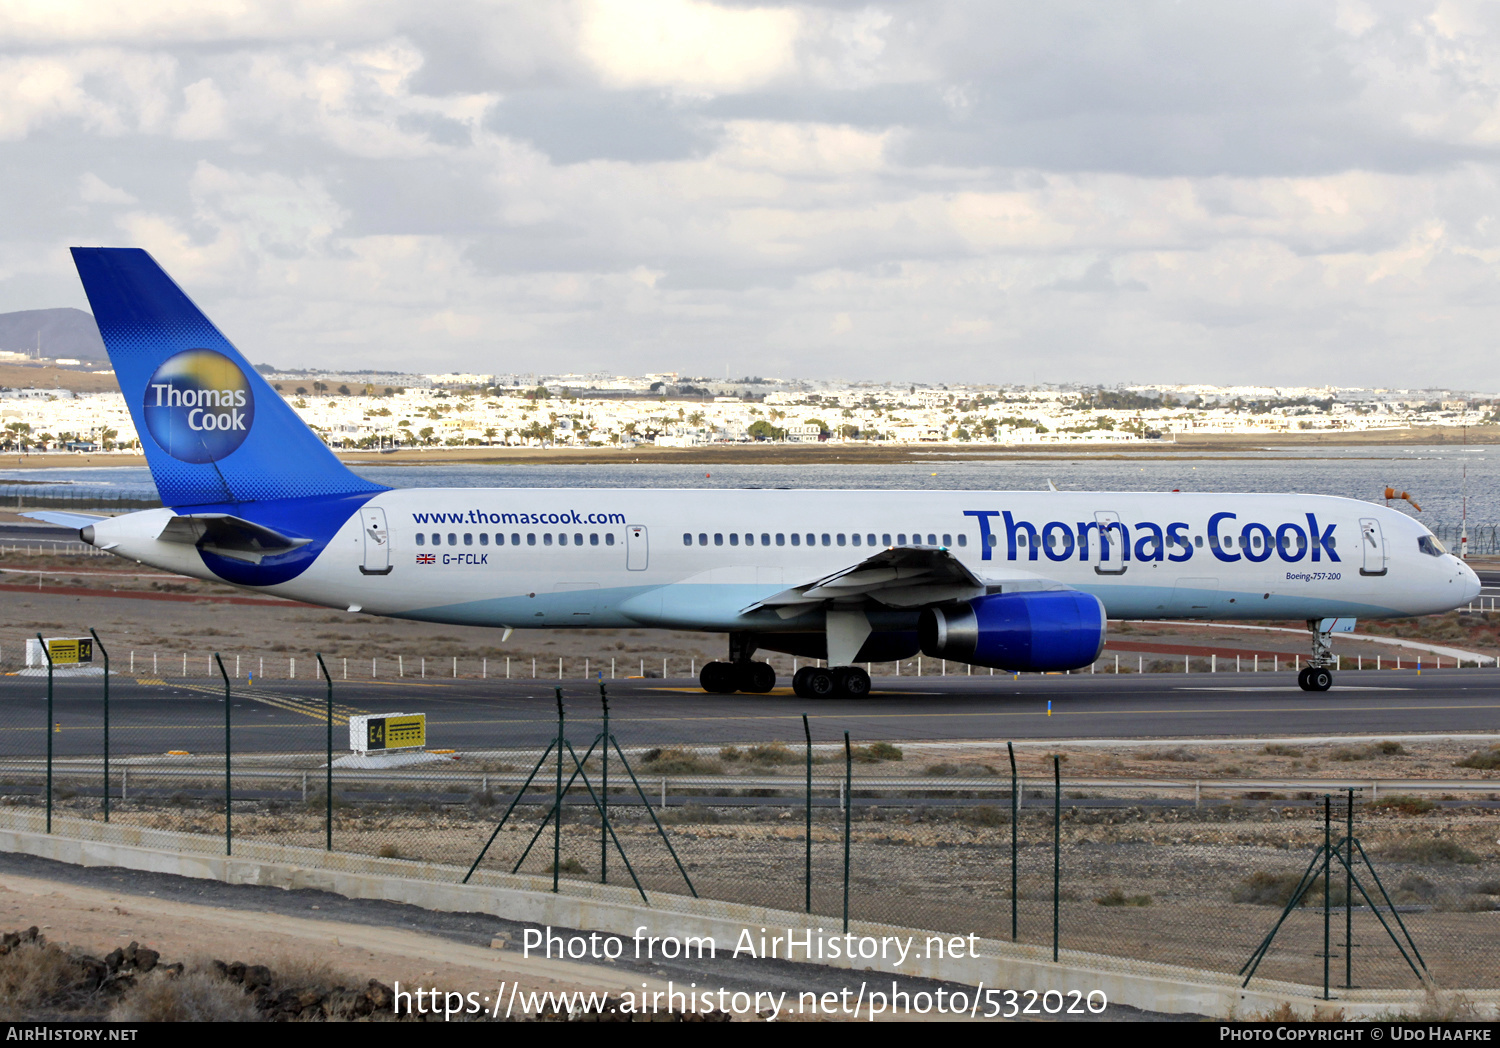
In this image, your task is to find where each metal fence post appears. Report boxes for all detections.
[803,714,812,914]
[1008,740,1017,941]
[553,687,565,893]
[89,629,109,822]
[215,654,231,855]
[600,684,609,885]
[36,634,52,834]
[1344,788,1355,990]
[1052,754,1061,963]
[317,654,333,851]
[842,730,852,934]
[1323,794,1331,1001]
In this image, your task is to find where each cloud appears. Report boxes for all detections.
[1,2,1500,390]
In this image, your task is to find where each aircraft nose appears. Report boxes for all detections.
[1460,562,1482,604]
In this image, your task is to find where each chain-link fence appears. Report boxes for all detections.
[2,628,1498,996]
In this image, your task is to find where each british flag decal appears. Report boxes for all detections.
[416,553,436,564]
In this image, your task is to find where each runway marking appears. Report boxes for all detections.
[1179,687,1411,693]
[156,681,361,726]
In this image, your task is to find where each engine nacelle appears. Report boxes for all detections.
[917,591,1106,672]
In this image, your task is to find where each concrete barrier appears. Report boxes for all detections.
[0,808,1487,1020]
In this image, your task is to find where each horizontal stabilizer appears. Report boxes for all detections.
[156,513,311,564]
[19,510,107,529]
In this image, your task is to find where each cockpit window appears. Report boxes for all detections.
[1418,534,1448,557]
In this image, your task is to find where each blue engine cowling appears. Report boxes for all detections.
[917,591,1106,671]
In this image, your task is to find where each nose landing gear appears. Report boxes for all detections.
[1298,619,1336,692]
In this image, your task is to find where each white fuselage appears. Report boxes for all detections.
[87,489,1480,638]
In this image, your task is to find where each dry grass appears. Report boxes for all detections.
[1375,837,1481,865]
[0,938,99,1018]
[109,967,259,1022]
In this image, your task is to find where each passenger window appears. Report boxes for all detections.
[866,534,875,546]
[957,534,966,547]
[1208,535,1218,548]
[448,533,457,546]
[1252,534,1262,549]
[762,533,771,545]
[942,534,951,546]
[574,533,583,545]
[1017,534,1027,546]
[898,533,906,545]
[927,534,936,545]
[683,533,692,546]
[558,534,568,546]
[698,533,707,545]
[1327,536,1336,548]
[495,534,505,545]
[838,534,847,546]
[464,533,473,546]
[776,534,785,546]
[715,534,724,546]
[806,534,815,546]
[512,533,521,546]
[1047,534,1057,548]
[431,533,440,545]
[415,533,425,546]
[746,534,754,546]
[791,534,800,546]
[822,534,831,546]
[851,534,860,546]
[479,533,488,546]
[882,534,891,546]
[989,534,999,547]
[730,534,739,546]
[590,533,599,546]
[544,533,553,546]
[605,533,615,546]
[1196,535,1205,548]
[527,533,536,546]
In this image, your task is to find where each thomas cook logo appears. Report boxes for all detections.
[142,349,255,464]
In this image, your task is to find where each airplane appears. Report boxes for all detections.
[30,248,1481,698]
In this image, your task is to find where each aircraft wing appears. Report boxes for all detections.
[743,546,989,615]
[155,513,311,564]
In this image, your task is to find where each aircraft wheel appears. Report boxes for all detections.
[740,661,777,694]
[1296,667,1313,691]
[836,666,871,698]
[700,661,740,694]
[792,667,816,698]
[1308,668,1333,692]
[805,668,838,699]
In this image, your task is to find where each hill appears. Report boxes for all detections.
[0,308,106,364]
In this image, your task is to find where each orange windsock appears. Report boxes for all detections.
[1384,488,1422,511]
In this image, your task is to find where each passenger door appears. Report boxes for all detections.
[1359,518,1387,576]
[626,525,649,571]
[1092,510,1128,575]
[359,506,393,575]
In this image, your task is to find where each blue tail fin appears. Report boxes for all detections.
[71,247,385,508]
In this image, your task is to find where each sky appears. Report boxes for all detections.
[3,1,1500,388]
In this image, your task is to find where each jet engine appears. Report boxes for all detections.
[917,591,1106,672]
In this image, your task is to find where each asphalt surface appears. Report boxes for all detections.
[2,668,1498,756]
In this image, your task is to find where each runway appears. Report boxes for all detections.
[4,667,1498,755]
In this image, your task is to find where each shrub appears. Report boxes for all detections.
[1370,794,1435,814]
[110,968,260,1022]
[958,806,1005,827]
[1454,747,1500,770]
[636,748,722,775]
[922,763,961,777]
[1232,872,1346,907]
[1139,747,1197,762]
[1333,741,1407,761]
[1095,888,1152,907]
[1261,744,1302,757]
[745,743,796,765]
[1376,838,1480,865]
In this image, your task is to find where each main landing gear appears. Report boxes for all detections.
[791,665,871,699]
[699,660,777,694]
[1297,619,1335,692]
